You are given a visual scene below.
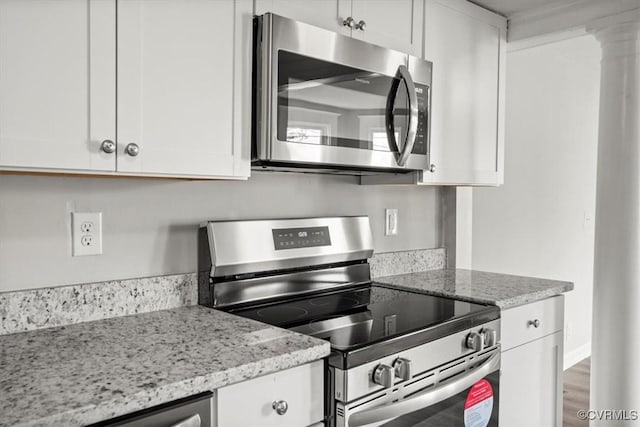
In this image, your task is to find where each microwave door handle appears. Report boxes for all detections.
[396,65,419,167]
[385,64,418,164]
[348,352,500,427]
[384,73,402,155]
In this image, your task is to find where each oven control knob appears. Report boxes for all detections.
[393,357,412,381]
[372,364,395,388]
[482,328,498,348]
[465,331,484,352]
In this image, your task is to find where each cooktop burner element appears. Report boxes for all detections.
[229,286,371,329]
[229,284,498,368]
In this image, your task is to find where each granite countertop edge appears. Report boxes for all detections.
[40,346,329,427]
[374,268,574,309]
[30,344,330,427]
[1,306,330,427]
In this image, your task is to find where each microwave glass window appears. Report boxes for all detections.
[277,50,416,154]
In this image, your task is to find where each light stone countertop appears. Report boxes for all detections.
[0,305,329,427]
[374,269,573,308]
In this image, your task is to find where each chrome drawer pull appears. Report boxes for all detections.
[528,319,540,328]
[272,400,288,415]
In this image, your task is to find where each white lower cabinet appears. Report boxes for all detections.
[500,296,564,427]
[215,360,324,427]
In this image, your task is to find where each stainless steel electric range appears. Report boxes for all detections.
[198,216,500,427]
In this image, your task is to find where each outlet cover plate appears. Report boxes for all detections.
[72,212,103,256]
[385,208,398,236]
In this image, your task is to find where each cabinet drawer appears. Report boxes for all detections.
[216,360,324,427]
[501,295,564,351]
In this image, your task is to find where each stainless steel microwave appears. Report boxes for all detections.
[252,13,432,174]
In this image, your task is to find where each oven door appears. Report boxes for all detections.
[338,349,500,427]
[254,13,431,172]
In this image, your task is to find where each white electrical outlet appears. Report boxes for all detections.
[385,208,398,236]
[72,212,103,256]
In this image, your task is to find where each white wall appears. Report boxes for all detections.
[0,172,441,292]
[472,35,600,366]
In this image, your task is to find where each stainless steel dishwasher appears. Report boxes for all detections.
[89,392,213,427]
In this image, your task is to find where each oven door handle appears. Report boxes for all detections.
[348,351,500,427]
[385,64,419,167]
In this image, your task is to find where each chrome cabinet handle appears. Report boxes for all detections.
[343,17,355,28]
[169,414,201,427]
[429,163,436,173]
[355,20,366,31]
[125,143,140,157]
[272,400,288,415]
[528,319,541,328]
[101,140,116,154]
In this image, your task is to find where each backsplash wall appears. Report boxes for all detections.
[0,172,442,292]
[0,248,446,335]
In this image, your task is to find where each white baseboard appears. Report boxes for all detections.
[564,342,591,370]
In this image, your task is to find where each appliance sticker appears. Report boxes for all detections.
[464,379,494,427]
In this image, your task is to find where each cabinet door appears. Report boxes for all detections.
[500,331,564,427]
[255,0,350,36]
[117,0,243,177]
[422,0,505,185]
[0,0,115,172]
[351,0,424,57]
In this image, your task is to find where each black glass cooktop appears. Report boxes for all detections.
[228,284,499,368]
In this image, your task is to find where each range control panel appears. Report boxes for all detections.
[411,83,429,155]
[272,226,331,250]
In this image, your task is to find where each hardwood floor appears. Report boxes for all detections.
[563,358,591,427]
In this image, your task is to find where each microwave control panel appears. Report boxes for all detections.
[412,83,429,155]
[272,226,331,250]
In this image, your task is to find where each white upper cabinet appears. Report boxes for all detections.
[0,0,116,172]
[254,0,351,36]
[255,0,423,56]
[0,0,250,179]
[421,0,506,186]
[117,0,248,178]
[350,0,423,57]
